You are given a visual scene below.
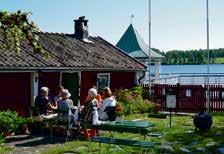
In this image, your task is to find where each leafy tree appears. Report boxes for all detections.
[163,48,224,64]
[0,10,47,57]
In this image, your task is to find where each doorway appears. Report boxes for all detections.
[61,72,79,106]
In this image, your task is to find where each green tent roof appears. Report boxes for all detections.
[116,24,164,60]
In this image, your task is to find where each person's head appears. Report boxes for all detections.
[61,89,71,99]
[40,87,49,97]
[56,85,64,96]
[103,87,112,99]
[88,88,97,99]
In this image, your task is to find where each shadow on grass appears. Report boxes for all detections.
[165,126,224,153]
[13,136,67,147]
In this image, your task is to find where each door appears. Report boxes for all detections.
[62,72,79,106]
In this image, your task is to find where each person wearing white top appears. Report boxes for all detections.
[98,87,117,121]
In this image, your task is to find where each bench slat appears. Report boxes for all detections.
[81,124,150,135]
[90,136,154,148]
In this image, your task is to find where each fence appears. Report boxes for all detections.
[154,74,224,85]
[141,83,224,114]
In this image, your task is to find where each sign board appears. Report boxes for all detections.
[166,95,176,108]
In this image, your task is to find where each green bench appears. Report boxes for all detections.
[81,123,152,136]
[90,136,154,148]
[89,136,155,153]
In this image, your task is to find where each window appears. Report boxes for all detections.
[97,73,110,91]
[186,89,191,97]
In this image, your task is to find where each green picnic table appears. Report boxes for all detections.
[81,120,156,153]
[81,120,155,135]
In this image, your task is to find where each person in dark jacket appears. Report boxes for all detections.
[34,87,53,115]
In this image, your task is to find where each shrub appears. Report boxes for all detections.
[114,86,159,115]
[0,110,18,133]
[0,110,28,135]
[0,135,3,144]
[115,101,124,116]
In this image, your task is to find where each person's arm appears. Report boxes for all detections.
[69,100,73,108]
[48,102,58,110]
[85,95,93,103]
[47,99,57,111]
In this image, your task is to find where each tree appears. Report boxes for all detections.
[0,10,47,57]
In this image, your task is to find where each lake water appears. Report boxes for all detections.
[149,64,224,84]
[151,64,224,75]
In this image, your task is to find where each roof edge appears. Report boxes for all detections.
[96,36,147,69]
[0,66,146,72]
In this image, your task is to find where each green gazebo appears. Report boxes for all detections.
[116,24,164,83]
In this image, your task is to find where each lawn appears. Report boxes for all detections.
[41,114,224,154]
[214,57,224,64]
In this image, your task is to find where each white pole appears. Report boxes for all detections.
[148,0,152,97]
[206,0,210,112]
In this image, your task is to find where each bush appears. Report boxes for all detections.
[114,86,159,115]
[0,135,3,144]
[0,110,28,136]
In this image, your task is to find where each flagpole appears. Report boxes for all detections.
[148,0,152,97]
[206,0,210,112]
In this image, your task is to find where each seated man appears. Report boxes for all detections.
[35,87,52,115]
[34,87,58,120]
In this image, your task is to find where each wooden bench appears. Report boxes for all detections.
[81,123,152,136]
[89,136,155,153]
[90,136,154,148]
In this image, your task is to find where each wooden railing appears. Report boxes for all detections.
[141,83,224,114]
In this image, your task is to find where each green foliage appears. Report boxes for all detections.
[0,10,47,57]
[115,86,159,115]
[0,110,27,134]
[152,48,224,65]
[214,57,224,64]
[0,135,3,145]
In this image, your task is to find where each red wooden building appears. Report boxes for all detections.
[0,16,146,116]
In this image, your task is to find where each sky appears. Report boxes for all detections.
[0,0,223,51]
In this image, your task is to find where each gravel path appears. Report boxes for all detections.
[3,135,67,154]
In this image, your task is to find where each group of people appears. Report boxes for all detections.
[34,85,117,125]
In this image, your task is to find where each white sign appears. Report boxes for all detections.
[166,95,176,108]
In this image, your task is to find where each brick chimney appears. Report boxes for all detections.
[74,16,89,40]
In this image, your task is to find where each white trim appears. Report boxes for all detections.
[97,73,111,89]
[59,72,62,86]
[78,71,81,107]
[30,72,39,107]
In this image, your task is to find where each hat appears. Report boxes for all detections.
[88,88,97,98]
[61,89,71,98]
[40,87,49,92]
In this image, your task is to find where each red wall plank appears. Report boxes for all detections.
[38,72,60,98]
[0,73,30,116]
[80,71,136,105]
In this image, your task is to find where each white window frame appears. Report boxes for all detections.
[97,73,110,90]
[186,89,191,97]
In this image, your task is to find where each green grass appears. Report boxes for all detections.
[214,57,224,64]
[0,135,12,154]
[41,114,224,154]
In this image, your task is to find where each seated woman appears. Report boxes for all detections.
[58,89,73,110]
[48,85,64,111]
[80,88,99,124]
[98,87,117,121]
[79,88,102,138]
